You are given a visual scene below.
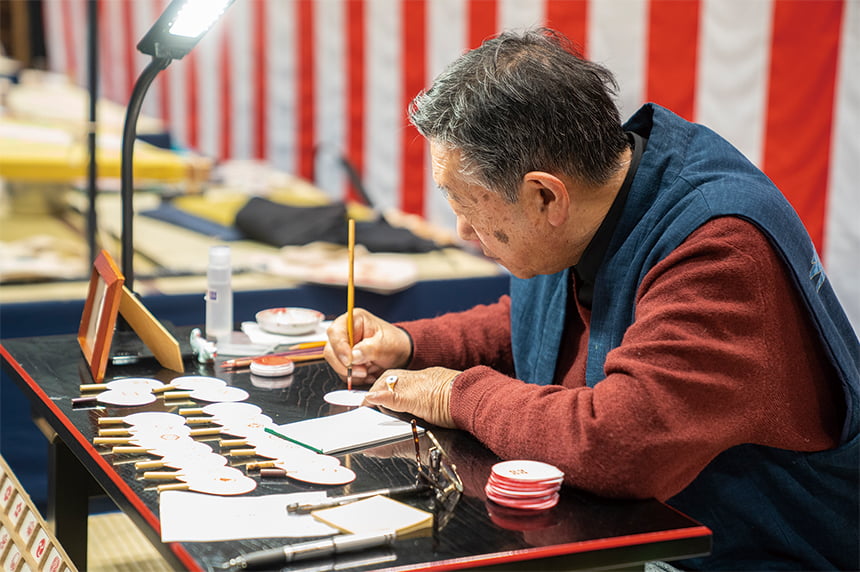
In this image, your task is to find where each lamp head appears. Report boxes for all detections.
[137,0,235,61]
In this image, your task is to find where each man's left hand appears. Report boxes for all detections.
[363,367,460,428]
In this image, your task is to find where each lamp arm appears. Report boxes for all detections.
[120,56,171,292]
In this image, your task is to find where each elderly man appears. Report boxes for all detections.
[324,28,859,570]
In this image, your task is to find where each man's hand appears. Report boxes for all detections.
[363,367,459,429]
[324,308,413,384]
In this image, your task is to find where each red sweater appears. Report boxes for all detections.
[401,217,844,501]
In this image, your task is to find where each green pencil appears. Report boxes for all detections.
[263,426,324,454]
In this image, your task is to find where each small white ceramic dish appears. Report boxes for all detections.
[256,307,324,336]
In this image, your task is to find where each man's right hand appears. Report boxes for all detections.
[324,308,413,384]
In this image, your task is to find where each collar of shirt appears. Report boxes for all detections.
[572,131,647,309]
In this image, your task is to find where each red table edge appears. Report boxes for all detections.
[385,525,712,571]
[1,343,202,572]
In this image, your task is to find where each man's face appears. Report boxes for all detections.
[430,143,549,279]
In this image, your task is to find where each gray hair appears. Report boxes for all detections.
[409,28,630,202]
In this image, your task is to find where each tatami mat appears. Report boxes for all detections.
[88,512,173,572]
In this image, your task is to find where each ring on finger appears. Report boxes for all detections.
[385,375,398,392]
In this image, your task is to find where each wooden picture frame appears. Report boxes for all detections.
[78,250,124,382]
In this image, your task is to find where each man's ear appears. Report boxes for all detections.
[521,171,570,227]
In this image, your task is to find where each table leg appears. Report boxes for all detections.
[47,436,95,570]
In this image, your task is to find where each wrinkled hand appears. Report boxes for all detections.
[324,308,413,384]
[363,367,459,429]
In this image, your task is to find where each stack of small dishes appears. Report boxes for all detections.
[256,307,324,336]
[250,355,295,378]
[485,460,564,511]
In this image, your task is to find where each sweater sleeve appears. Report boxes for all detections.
[445,218,842,501]
[399,296,516,376]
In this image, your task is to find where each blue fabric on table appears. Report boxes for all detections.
[140,202,243,241]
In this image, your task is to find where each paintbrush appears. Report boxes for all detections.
[346,218,356,390]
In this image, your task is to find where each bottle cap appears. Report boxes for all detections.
[208,245,232,282]
[209,245,231,267]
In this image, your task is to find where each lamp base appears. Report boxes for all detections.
[109,327,154,366]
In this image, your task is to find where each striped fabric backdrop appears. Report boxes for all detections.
[42,0,860,330]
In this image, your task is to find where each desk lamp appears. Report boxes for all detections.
[120,0,235,292]
[111,0,234,365]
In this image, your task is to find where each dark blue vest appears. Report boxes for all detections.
[510,104,859,570]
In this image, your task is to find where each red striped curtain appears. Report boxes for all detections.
[42,0,860,330]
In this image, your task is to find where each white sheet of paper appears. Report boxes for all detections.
[268,407,424,455]
[159,491,338,542]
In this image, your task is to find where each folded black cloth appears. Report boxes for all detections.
[235,197,348,246]
[234,197,441,253]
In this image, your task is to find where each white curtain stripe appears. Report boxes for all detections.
[499,0,545,31]
[194,18,221,160]
[696,0,772,167]
[266,0,298,174]
[313,0,347,201]
[425,0,466,231]
[364,0,402,213]
[588,0,649,122]
[228,0,254,160]
[825,0,860,331]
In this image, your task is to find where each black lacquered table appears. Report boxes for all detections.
[1,331,711,571]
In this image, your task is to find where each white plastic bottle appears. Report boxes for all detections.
[205,245,233,342]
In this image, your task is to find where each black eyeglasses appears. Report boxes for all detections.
[411,420,463,526]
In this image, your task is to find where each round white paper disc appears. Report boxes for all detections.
[98,390,157,407]
[131,430,194,449]
[150,440,212,459]
[202,402,262,421]
[189,386,250,403]
[128,422,192,437]
[323,389,368,407]
[105,377,164,391]
[169,376,228,391]
[218,414,274,438]
[487,489,560,511]
[176,466,245,482]
[286,464,357,486]
[491,460,564,483]
[182,468,258,496]
[122,412,187,427]
[486,479,560,498]
[130,433,194,456]
[160,452,228,471]
[130,424,192,439]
